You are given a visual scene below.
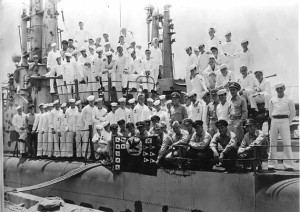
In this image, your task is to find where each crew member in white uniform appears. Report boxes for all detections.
[106,102,119,124]
[216,89,230,121]
[74,21,92,49]
[197,43,210,74]
[81,95,96,159]
[142,49,156,92]
[227,39,254,73]
[221,31,236,73]
[38,104,49,157]
[47,43,61,94]
[33,103,44,156]
[210,46,229,67]
[114,45,128,93]
[189,64,208,98]
[203,55,219,89]
[59,103,68,157]
[44,55,67,103]
[238,65,258,103]
[248,70,271,112]
[92,98,107,132]
[42,103,53,157]
[120,27,134,44]
[268,83,296,171]
[91,47,104,94]
[153,100,170,127]
[185,46,198,93]
[207,27,221,50]
[127,98,136,123]
[75,100,84,157]
[49,100,62,157]
[115,97,131,123]
[12,106,27,155]
[133,93,152,123]
[149,37,162,84]
[101,52,116,93]
[128,49,143,90]
[65,99,78,158]
[187,91,207,131]
[215,64,235,88]
[63,53,77,99]
[78,47,93,99]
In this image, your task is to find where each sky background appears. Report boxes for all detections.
[0,0,298,100]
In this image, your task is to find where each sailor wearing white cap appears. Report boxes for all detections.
[115,97,131,123]
[92,98,107,132]
[221,31,236,73]
[215,64,235,88]
[128,48,143,90]
[203,55,219,89]
[59,103,69,157]
[101,49,116,90]
[187,91,207,130]
[62,51,77,99]
[210,45,229,69]
[158,95,167,112]
[190,64,208,98]
[114,44,128,93]
[135,43,144,60]
[141,49,156,91]
[46,42,62,94]
[152,100,170,127]
[248,70,271,113]
[93,120,112,161]
[38,104,48,156]
[207,27,221,52]
[78,46,93,99]
[133,93,152,123]
[268,83,296,171]
[91,47,104,93]
[185,46,198,93]
[47,100,62,157]
[149,37,162,83]
[197,43,210,73]
[216,89,230,122]
[237,65,258,103]
[74,100,84,157]
[81,95,96,159]
[127,98,136,123]
[12,106,27,155]
[74,21,92,49]
[35,103,46,157]
[65,99,78,157]
[120,27,135,45]
[105,102,119,125]
[40,103,54,157]
[226,38,254,73]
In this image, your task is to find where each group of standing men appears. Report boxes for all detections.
[43,22,162,103]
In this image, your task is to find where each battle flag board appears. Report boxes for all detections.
[113,136,159,176]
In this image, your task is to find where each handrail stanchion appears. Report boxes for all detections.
[75,79,79,100]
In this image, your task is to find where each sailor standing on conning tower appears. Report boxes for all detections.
[185,46,198,93]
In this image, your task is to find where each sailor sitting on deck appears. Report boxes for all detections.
[93,122,112,162]
[210,119,239,173]
[237,118,267,171]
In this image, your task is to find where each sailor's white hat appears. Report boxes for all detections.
[219,64,228,70]
[96,47,103,53]
[53,100,60,105]
[118,97,126,103]
[61,103,67,108]
[217,89,227,95]
[16,106,22,110]
[188,90,197,97]
[128,98,135,104]
[65,52,72,57]
[111,102,118,107]
[184,45,192,51]
[159,95,166,100]
[95,124,103,130]
[75,100,81,105]
[87,95,95,101]
[69,99,75,103]
[241,39,248,43]
[95,98,103,102]
[79,47,86,52]
[51,43,57,47]
[275,83,285,89]
[102,121,110,128]
[38,103,44,107]
[189,64,197,71]
[153,100,160,106]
